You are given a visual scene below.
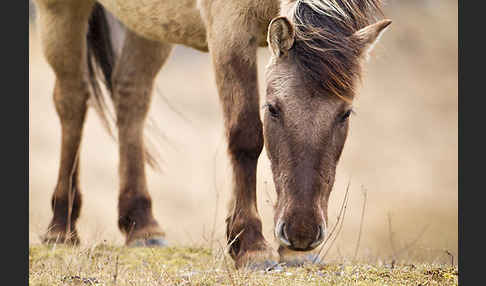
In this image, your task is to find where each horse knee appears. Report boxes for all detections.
[210,42,262,164]
[228,117,264,163]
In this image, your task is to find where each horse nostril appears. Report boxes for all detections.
[275,221,292,247]
[309,224,326,249]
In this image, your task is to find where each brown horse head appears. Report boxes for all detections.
[264,0,391,251]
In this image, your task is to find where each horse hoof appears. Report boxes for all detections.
[241,260,283,272]
[128,237,168,248]
[278,247,325,267]
[281,253,325,267]
[41,232,80,246]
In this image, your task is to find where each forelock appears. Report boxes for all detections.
[287,0,384,101]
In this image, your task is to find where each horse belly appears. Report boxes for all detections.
[97,0,208,51]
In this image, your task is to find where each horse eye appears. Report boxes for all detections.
[340,109,353,123]
[266,104,280,118]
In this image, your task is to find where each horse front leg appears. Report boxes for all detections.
[202,3,277,270]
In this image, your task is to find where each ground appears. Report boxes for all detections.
[29,244,458,286]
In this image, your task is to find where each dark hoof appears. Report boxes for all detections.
[282,254,325,267]
[242,260,283,272]
[128,237,168,248]
[233,246,279,270]
[41,232,80,246]
[279,246,326,267]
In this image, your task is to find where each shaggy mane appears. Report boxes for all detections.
[289,0,384,101]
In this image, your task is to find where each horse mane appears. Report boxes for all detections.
[289,0,384,101]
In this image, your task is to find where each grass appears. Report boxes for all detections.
[29,244,458,285]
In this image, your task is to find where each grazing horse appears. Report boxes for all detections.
[33,0,391,269]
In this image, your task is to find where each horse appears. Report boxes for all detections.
[33,0,391,269]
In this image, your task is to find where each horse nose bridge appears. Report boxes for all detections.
[285,181,325,212]
[281,182,325,216]
[290,150,326,189]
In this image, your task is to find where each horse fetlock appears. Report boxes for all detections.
[118,194,165,243]
[45,219,80,245]
[49,191,82,230]
[119,210,165,244]
[227,222,277,270]
[226,215,270,260]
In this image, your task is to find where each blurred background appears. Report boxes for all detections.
[29,0,457,264]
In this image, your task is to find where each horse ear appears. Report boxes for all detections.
[267,16,295,57]
[352,19,392,60]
